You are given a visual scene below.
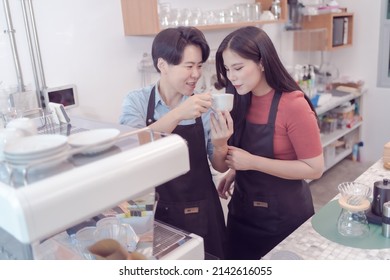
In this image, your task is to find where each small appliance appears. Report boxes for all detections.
[372,179,390,216]
[367,178,390,224]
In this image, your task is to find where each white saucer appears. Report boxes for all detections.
[4,134,68,157]
[68,128,120,155]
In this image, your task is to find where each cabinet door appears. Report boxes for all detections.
[293,12,353,51]
[121,0,160,36]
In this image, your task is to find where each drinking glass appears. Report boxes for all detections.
[95,217,138,251]
[75,226,97,260]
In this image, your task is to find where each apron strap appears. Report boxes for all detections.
[267,90,282,125]
[146,86,157,126]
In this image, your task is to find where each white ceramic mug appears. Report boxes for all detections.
[6,117,37,136]
[211,93,234,111]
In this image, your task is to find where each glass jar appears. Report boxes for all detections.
[271,0,281,20]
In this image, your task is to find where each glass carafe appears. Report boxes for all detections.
[337,182,371,237]
[337,207,370,237]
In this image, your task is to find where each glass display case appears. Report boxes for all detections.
[0,116,199,259]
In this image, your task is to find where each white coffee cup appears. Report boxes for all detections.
[211,93,234,111]
[6,117,37,136]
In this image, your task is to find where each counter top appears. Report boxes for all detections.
[262,159,390,260]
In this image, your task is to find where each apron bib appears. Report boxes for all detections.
[227,90,314,260]
[146,87,226,259]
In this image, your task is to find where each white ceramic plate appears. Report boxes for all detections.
[7,148,70,171]
[4,134,68,157]
[5,146,69,164]
[68,128,120,155]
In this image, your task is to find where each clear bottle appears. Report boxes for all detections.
[300,65,309,96]
[271,0,281,20]
[309,65,316,88]
[0,90,11,128]
[308,65,316,97]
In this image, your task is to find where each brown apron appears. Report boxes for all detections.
[146,87,227,259]
[227,90,314,259]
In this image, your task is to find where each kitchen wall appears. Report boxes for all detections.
[333,0,390,164]
[0,0,260,122]
[0,0,389,163]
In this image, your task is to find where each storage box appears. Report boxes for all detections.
[320,116,337,134]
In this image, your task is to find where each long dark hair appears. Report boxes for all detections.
[215,26,317,144]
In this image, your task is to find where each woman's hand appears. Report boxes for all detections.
[149,93,212,135]
[209,110,233,173]
[217,169,236,199]
[226,146,254,171]
[174,93,212,120]
[210,110,233,151]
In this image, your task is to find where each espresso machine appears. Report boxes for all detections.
[0,117,204,260]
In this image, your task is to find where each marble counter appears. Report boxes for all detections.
[262,159,390,260]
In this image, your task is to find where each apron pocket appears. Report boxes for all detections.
[229,193,281,234]
[155,200,209,237]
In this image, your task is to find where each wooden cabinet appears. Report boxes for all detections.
[293,12,353,51]
[120,0,288,36]
[317,90,363,171]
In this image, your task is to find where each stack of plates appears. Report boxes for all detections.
[3,134,69,169]
[68,128,120,155]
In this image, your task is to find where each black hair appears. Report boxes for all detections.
[215,26,317,144]
[151,26,210,73]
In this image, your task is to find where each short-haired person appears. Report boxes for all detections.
[214,26,324,260]
[119,26,233,259]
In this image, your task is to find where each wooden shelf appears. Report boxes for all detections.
[293,12,354,51]
[315,91,362,116]
[120,0,288,36]
[321,121,362,147]
[325,147,353,171]
[318,90,364,173]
